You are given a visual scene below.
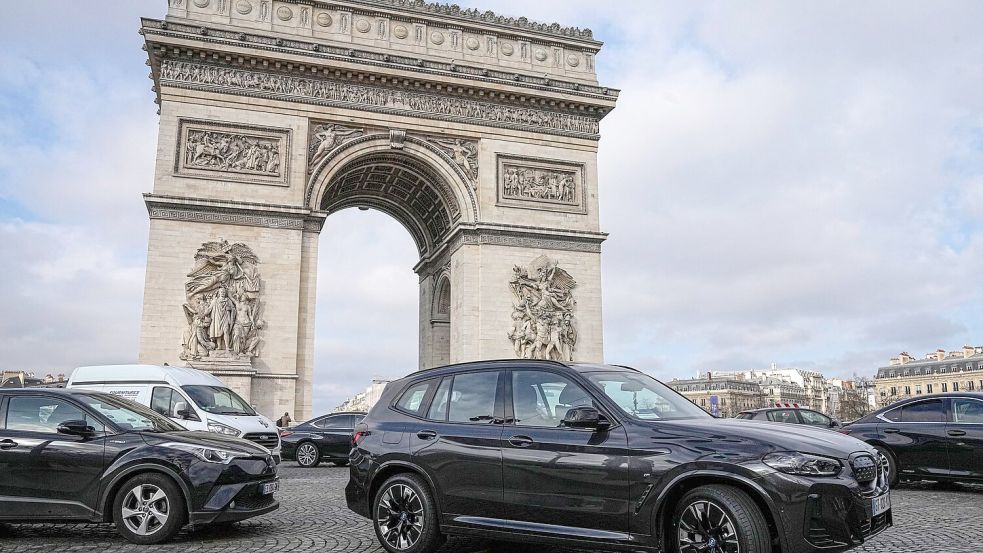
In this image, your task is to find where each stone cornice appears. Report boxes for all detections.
[144,193,326,231]
[141,19,619,104]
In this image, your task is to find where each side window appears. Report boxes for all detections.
[314,416,342,429]
[448,371,500,424]
[799,410,832,427]
[512,370,593,428]
[902,400,943,423]
[394,379,437,417]
[767,409,798,423]
[5,396,95,434]
[150,387,174,417]
[882,407,902,422]
[426,378,452,421]
[952,399,983,424]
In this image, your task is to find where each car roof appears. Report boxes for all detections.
[312,411,367,417]
[875,392,983,411]
[738,407,819,414]
[404,360,641,382]
[68,364,223,387]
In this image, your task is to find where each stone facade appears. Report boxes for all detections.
[874,346,983,407]
[669,377,764,418]
[136,0,617,420]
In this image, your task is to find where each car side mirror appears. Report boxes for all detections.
[173,401,197,421]
[830,420,841,428]
[561,407,610,431]
[57,420,96,438]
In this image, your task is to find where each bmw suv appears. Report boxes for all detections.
[346,361,891,553]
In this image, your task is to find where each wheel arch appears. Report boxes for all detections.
[653,470,788,553]
[99,463,193,523]
[368,461,443,518]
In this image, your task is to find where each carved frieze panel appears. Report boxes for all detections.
[181,239,265,363]
[508,255,578,362]
[175,119,290,186]
[496,155,586,214]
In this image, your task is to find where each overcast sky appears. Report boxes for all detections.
[2,1,982,415]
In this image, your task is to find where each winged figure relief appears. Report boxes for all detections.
[508,255,578,362]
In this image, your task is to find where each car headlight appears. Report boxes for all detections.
[762,451,842,477]
[207,420,241,437]
[162,442,249,464]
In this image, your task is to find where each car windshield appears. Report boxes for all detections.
[182,385,256,416]
[80,393,185,433]
[586,371,710,421]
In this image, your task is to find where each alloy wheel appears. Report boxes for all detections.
[120,484,170,537]
[297,443,318,466]
[376,484,425,550]
[677,499,741,553]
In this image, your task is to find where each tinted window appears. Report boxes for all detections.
[314,415,351,430]
[882,407,902,422]
[81,394,183,432]
[587,371,708,420]
[395,379,436,417]
[513,370,593,428]
[902,400,943,422]
[448,372,500,424]
[799,410,832,427]
[427,378,452,421]
[952,399,983,424]
[5,396,95,434]
[767,410,799,423]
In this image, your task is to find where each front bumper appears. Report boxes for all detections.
[187,454,280,526]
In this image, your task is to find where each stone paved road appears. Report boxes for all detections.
[2,465,983,552]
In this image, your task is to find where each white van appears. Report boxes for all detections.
[67,364,281,461]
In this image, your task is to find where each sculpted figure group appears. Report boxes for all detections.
[503,166,576,203]
[185,130,280,175]
[508,255,578,362]
[181,240,265,361]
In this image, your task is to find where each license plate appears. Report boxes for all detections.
[260,480,279,495]
[871,492,890,516]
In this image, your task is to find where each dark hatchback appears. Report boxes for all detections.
[0,388,279,544]
[281,411,366,467]
[346,360,891,553]
[839,392,983,485]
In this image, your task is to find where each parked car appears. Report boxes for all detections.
[737,406,842,428]
[280,411,367,467]
[0,388,279,544]
[67,364,282,461]
[346,360,891,553]
[838,392,983,485]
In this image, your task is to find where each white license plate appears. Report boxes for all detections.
[871,492,890,516]
[260,480,279,495]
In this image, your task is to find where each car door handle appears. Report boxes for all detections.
[508,435,534,448]
[948,429,967,437]
[0,439,17,450]
[883,428,900,434]
[416,430,438,441]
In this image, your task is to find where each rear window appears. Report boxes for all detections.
[901,400,943,423]
[767,409,799,423]
[394,379,437,417]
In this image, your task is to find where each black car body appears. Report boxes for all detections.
[839,392,983,484]
[0,388,279,544]
[346,361,891,553]
[737,407,841,428]
[280,411,367,467]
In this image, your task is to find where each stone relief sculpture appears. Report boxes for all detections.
[180,239,265,361]
[309,123,364,169]
[184,129,281,175]
[508,255,578,361]
[503,165,577,203]
[429,137,478,183]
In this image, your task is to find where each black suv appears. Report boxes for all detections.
[0,388,279,544]
[346,361,892,553]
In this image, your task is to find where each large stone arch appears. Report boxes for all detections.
[137,0,616,421]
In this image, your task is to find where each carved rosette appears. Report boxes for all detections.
[180,239,265,363]
[508,255,578,361]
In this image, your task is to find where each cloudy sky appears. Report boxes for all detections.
[2,1,982,415]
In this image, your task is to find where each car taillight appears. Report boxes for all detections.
[279,431,292,438]
[352,431,367,446]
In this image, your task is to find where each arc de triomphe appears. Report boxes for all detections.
[137,0,618,420]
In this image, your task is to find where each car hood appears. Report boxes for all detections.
[638,417,875,459]
[143,430,270,456]
[204,413,277,433]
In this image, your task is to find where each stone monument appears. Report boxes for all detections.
[137,0,618,420]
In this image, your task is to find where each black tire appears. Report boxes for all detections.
[372,473,441,553]
[112,472,186,545]
[332,460,350,467]
[874,445,899,486]
[672,485,772,553]
[295,442,321,468]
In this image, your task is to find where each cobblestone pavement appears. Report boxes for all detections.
[2,465,983,552]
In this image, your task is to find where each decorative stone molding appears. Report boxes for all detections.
[175,119,290,186]
[158,60,601,138]
[508,255,578,361]
[497,154,586,214]
[145,194,318,231]
[181,239,265,363]
[389,129,407,149]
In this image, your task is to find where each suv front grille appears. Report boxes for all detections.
[851,455,877,483]
[243,432,280,450]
